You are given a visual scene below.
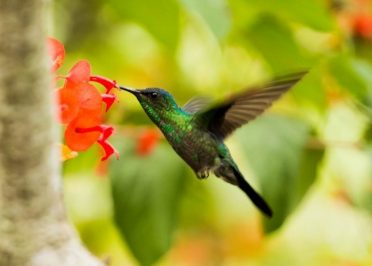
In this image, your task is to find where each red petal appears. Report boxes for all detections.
[65,60,91,88]
[76,125,114,141]
[47,38,65,72]
[136,129,160,156]
[102,94,116,112]
[75,125,103,134]
[90,75,118,93]
[76,83,102,111]
[72,124,118,161]
[57,87,79,124]
[97,139,119,161]
[65,110,102,151]
[99,125,115,141]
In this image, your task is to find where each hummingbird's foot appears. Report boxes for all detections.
[196,168,209,179]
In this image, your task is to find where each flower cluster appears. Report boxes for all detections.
[47,37,119,161]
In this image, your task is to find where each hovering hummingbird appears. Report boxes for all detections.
[119,72,306,217]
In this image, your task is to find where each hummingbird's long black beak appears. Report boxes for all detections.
[119,85,141,95]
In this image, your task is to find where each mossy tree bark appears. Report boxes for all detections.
[0,1,104,265]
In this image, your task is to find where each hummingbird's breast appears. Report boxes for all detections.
[155,111,221,172]
[164,125,220,172]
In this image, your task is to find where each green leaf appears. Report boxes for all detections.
[247,0,334,31]
[180,0,231,40]
[246,15,313,74]
[328,55,372,105]
[235,115,323,233]
[109,0,180,50]
[110,141,188,266]
[364,123,372,143]
[291,66,327,112]
[229,0,334,32]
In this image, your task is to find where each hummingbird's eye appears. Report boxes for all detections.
[150,92,158,99]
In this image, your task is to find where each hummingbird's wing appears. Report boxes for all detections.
[195,71,306,138]
[183,97,211,114]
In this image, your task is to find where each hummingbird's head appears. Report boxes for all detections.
[119,86,181,124]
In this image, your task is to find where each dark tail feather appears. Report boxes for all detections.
[231,167,273,217]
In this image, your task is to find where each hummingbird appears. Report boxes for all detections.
[119,72,306,217]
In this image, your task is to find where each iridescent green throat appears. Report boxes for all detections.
[140,99,193,143]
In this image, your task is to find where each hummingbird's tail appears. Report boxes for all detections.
[231,166,273,217]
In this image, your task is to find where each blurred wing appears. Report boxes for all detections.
[196,71,306,138]
[183,96,211,114]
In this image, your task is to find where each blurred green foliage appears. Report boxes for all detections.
[56,0,372,265]
[235,115,324,233]
[111,141,188,266]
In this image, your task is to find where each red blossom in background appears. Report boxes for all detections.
[136,128,161,156]
[337,0,372,41]
[47,37,119,161]
[353,12,372,39]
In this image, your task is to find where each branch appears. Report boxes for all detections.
[0,1,104,265]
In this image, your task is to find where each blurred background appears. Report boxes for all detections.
[53,0,372,265]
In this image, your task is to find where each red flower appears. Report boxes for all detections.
[353,13,372,39]
[102,94,116,112]
[47,38,119,161]
[75,83,102,111]
[90,75,117,93]
[72,124,118,161]
[57,87,79,124]
[66,60,91,87]
[47,38,65,72]
[65,111,102,151]
[61,61,119,160]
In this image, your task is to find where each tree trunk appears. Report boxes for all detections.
[0,1,104,265]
